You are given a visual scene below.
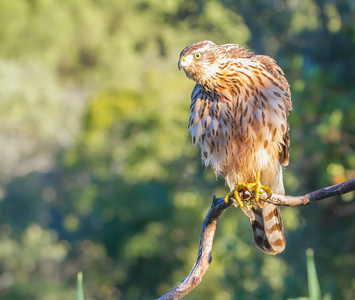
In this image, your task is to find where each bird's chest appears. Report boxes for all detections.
[188,88,283,181]
[190,97,258,164]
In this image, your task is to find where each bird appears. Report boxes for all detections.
[178,40,292,254]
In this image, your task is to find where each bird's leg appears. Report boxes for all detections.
[246,171,273,203]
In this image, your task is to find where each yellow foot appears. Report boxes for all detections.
[224,181,249,208]
[246,171,273,203]
[224,171,273,208]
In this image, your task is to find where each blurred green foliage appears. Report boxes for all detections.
[0,0,354,299]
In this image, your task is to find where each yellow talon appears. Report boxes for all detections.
[224,194,231,203]
[247,171,273,202]
[255,180,261,202]
[224,190,234,203]
[223,171,273,208]
[234,190,244,208]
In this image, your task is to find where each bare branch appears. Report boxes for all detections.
[156,196,234,300]
[257,177,355,206]
[157,178,355,300]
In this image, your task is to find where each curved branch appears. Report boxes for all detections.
[157,178,355,300]
[156,196,234,300]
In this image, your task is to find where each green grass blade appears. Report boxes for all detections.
[77,271,84,300]
[323,293,332,300]
[306,248,321,300]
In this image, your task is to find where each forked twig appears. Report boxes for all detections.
[157,178,355,300]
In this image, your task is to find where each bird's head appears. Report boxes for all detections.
[178,40,219,89]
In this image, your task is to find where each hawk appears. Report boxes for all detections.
[178,41,292,254]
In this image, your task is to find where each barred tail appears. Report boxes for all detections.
[250,203,285,255]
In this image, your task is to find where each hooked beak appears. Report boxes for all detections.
[178,55,185,70]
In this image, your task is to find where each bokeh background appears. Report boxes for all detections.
[0,0,354,299]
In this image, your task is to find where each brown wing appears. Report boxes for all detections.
[279,130,290,166]
[255,54,292,167]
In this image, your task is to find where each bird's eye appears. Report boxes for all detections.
[194,52,202,60]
